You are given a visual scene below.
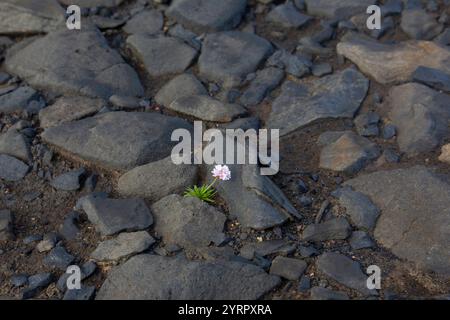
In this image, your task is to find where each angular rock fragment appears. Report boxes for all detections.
[302,218,352,242]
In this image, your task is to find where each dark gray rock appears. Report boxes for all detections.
[382,124,397,140]
[349,231,374,250]
[50,168,86,191]
[0,130,31,163]
[345,166,450,277]
[0,209,13,241]
[0,86,38,114]
[302,218,352,242]
[401,9,443,40]
[59,211,81,241]
[267,68,369,136]
[199,31,273,87]
[63,286,96,300]
[59,0,125,7]
[305,0,376,19]
[168,24,202,50]
[317,252,376,296]
[151,195,226,250]
[332,187,380,230]
[312,63,332,77]
[310,286,349,300]
[5,28,144,99]
[412,66,450,93]
[11,274,28,287]
[0,154,29,181]
[354,112,380,137]
[21,273,53,299]
[267,2,312,28]
[240,67,284,106]
[109,95,141,110]
[155,73,207,107]
[298,275,311,292]
[127,35,197,77]
[240,240,296,260]
[435,28,450,46]
[41,111,192,171]
[123,10,163,35]
[381,0,403,16]
[269,256,307,280]
[97,254,281,300]
[266,50,311,78]
[43,247,75,270]
[299,245,318,258]
[79,196,153,236]
[166,0,247,34]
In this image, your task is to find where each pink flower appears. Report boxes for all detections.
[212,165,231,181]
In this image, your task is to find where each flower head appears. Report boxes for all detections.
[212,165,231,181]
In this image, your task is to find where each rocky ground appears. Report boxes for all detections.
[0,0,450,300]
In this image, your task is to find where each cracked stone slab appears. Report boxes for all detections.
[97,254,281,300]
[5,28,144,99]
[41,111,192,171]
[337,34,450,84]
[267,68,369,137]
[345,166,450,276]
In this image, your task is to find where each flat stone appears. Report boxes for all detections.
[155,73,207,107]
[63,286,96,301]
[199,31,273,87]
[151,195,226,250]
[401,9,444,40]
[332,187,380,230]
[240,240,296,260]
[269,256,307,280]
[0,130,31,163]
[92,16,126,30]
[21,273,52,300]
[41,111,192,171]
[305,0,376,19]
[266,2,312,28]
[123,10,163,35]
[79,196,153,236]
[39,96,105,128]
[5,28,144,99]
[97,254,281,300]
[10,274,28,287]
[312,63,332,77]
[310,287,349,300]
[0,0,64,35]
[127,35,197,77]
[337,34,450,84]
[266,50,311,78]
[412,66,450,93]
[118,156,198,202]
[317,252,376,296]
[43,247,75,270]
[386,83,450,155]
[59,0,125,7]
[166,0,247,34]
[349,231,374,250]
[91,231,155,262]
[239,67,284,106]
[50,168,86,191]
[267,68,369,136]
[169,95,247,122]
[0,86,38,114]
[319,132,380,174]
[109,95,141,110]
[439,144,450,164]
[302,218,352,242]
[0,210,13,241]
[0,154,29,181]
[345,166,450,276]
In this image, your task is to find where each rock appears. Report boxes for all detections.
[267,68,369,136]
[59,211,81,241]
[386,83,450,155]
[240,240,296,260]
[381,0,403,16]
[63,286,96,300]
[266,2,312,28]
[317,252,376,296]
[304,0,376,19]
[11,274,28,287]
[435,28,450,46]
[23,235,42,245]
[412,66,450,93]
[319,132,380,174]
[298,275,311,292]
[337,34,450,84]
[266,50,311,78]
[401,9,443,40]
[41,111,192,171]
[331,187,380,230]
[239,67,284,106]
[91,231,155,262]
[92,16,126,30]
[127,35,197,77]
[39,96,105,128]
[376,148,400,165]
[269,256,307,280]
[118,156,197,201]
[5,28,144,99]
[345,166,450,276]
[310,287,349,300]
[151,195,226,250]
[50,168,86,191]
[299,245,318,258]
[36,233,58,253]
[123,10,163,35]
[21,273,53,299]
[302,218,352,242]
[166,0,247,34]
[59,0,125,7]
[354,112,380,137]
[439,144,450,164]
[0,130,31,162]
[0,86,38,114]
[0,0,64,35]
[0,210,13,241]
[108,95,141,110]
[79,197,153,236]
[168,24,201,50]
[349,231,374,250]
[0,154,29,181]
[169,95,246,122]
[97,254,281,300]
[317,131,349,147]
[312,63,332,77]
[155,73,207,107]
[199,31,273,87]
[382,124,397,140]
[43,247,75,270]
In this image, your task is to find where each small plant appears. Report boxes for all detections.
[184,165,231,203]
